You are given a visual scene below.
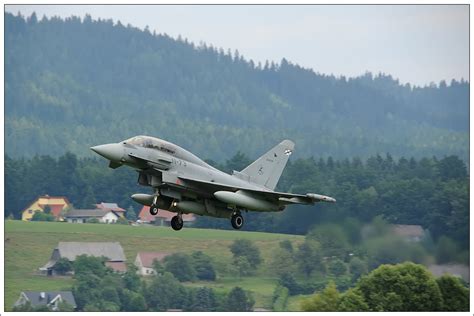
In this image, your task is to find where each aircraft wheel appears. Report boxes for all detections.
[149,205,159,215]
[171,215,183,231]
[231,213,244,230]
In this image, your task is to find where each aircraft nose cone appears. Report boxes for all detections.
[90,143,124,162]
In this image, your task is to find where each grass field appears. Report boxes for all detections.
[4,220,304,311]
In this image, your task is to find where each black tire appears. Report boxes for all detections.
[149,205,159,215]
[171,215,183,231]
[231,213,244,229]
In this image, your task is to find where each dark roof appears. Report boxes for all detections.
[57,242,126,261]
[19,291,76,308]
[66,209,117,218]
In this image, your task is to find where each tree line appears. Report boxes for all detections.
[5,12,469,161]
[12,233,469,311]
[5,151,469,252]
[300,262,468,311]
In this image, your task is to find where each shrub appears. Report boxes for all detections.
[223,287,255,312]
[31,211,55,222]
[115,217,129,225]
[54,257,72,275]
[164,253,196,282]
[436,275,469,311]
[191,251,216,281]
[229,239,262,269]
[356,262,442,311]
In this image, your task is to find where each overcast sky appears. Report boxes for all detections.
[5,4,469,86]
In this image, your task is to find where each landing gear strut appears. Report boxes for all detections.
[231,212,244,230]
[171,214,184,231]
[149,195,159,215]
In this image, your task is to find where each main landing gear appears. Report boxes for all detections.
[231,212,244,230]
[171,214,184,231]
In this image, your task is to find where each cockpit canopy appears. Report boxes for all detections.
[123,135,212,168]
[124,136,176,154]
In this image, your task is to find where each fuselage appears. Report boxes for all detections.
[91,135,271,195]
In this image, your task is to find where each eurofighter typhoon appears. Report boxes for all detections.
[91,136,335,231]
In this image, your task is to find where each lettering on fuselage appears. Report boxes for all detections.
[172,158,187,167]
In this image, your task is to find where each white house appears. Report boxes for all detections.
[65,209,120,224]
[135,252,170,275]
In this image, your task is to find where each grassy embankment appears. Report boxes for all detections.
[4,220,304,311]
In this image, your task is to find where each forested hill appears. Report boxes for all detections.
[5,12,469,161]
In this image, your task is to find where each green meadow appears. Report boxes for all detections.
[4,220,304,311]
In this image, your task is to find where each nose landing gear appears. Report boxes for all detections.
[149,195,159,215]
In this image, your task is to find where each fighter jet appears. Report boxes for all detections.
[91,136,335,231]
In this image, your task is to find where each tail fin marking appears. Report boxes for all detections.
[239,140,294,190]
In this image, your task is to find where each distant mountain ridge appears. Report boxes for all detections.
[5,13,469,161]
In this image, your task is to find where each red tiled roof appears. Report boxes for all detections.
[23,195,70,218]
[137,252,170,268]
[105,261,127,273]
[38,204,66,218]
[138,206,195,222]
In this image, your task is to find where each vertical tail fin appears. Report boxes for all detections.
[238,140,294,190]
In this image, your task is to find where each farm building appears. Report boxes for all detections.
[39,242,127,275]
[428,264,470,282]
[21,195,71,221]
[134,251,170,275]
[138,206,195,226]
[391,224,425,242]
[13,291,76,311]
[65,209,121,224]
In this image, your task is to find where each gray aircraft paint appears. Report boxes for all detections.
[91,135,335,230]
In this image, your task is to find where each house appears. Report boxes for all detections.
[14,291,76,311]
[391,224,425,242]
[40,242,127,275]
[21,195,71,221]
[65,209,120,224]
[135,251,170,275]
[428,264,469,282]
[96,202,126,217]
[138,206,195,226]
